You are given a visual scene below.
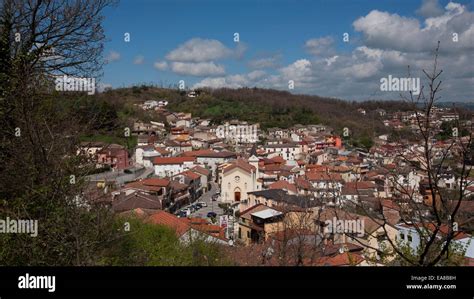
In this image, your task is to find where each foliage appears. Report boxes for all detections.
[101,217,233,266]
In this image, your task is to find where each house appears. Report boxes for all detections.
[244,189,316,212]
[147,210,229,245]
[135,145,162,167]
[153,156,195,177]
[96,144,130,170]
[183,149,237,176]
[112,191,163,213]
[190,166,211,192]
[263,143,302,162]
[173,170,202,201]
[268,180,298,194]
[305,172,343,205]
[396,223,474,260]
[340,181,378,205]
[142,100,159,110]
[237,204,284,245]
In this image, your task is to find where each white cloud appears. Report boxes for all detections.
[416,0,444,18]
[106,51,120,63]
[153,61,168,71]
[279,59,312,81]
[166,38,236,62]
[133,55,144,65]
[248,54,282,69]
[325,55,339,66]
[304,36,335,56]
[353,4,473,53]
[171,61,225,76]
[187,2,474,101]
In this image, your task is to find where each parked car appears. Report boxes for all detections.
[177,210,187,218]
[207,212,217,218]
[194,203,202,209]
[211,194,218,201]
[197,201,207,207]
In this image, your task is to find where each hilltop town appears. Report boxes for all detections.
[78,90,474,266]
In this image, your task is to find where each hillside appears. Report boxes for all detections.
[96,85,427,141]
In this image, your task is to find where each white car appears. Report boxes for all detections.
[197,201,207,207]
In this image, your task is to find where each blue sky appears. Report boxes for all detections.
[101,0,474,101]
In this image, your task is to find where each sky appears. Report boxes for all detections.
[100,0,474,102]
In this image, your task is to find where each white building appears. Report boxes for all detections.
[220,158,262,204]
[264,143,302,162]
[396,223,474,260]
[153,157,195,177]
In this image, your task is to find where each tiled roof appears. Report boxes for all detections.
[153,156,195,165]
[147,210,190,236]
[190,166,211,176]
[223,159,256,174]
[268,180,297,193]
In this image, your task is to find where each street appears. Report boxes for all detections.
[189,181,224,218]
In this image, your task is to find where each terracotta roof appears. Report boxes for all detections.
[112,192,162,213]
[142,177,170,187]
[190,166,211,176]
[179,170,201,180]
[271,156,286,164]
[147,210,190,236]
[153,156,195,165]
[268,180,297,193]
[125,178,170,192]
[223,159,256,174]
[315,252,364,266]
[305,172,343,182]
[155,147,171,155]
[295,177,313,190]
[343,181,377,190]
[181,149,216,157]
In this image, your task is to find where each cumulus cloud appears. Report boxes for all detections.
[191,2,473,101]
[166,38,236,62]
[304,36,335,56]
[153,61,168,71]
[353,3,473,53]
[193,70,268,89]
[171,61,225,76]
[105,50,120,63]
[133,55,145,65]
[416,0,444,18]
[248,53,282,69]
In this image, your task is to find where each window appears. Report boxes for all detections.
[400,233,405,240]
[407,235,412,242]
[238,228,242,239]
[234,176,240,183]
[247,231,250,238]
